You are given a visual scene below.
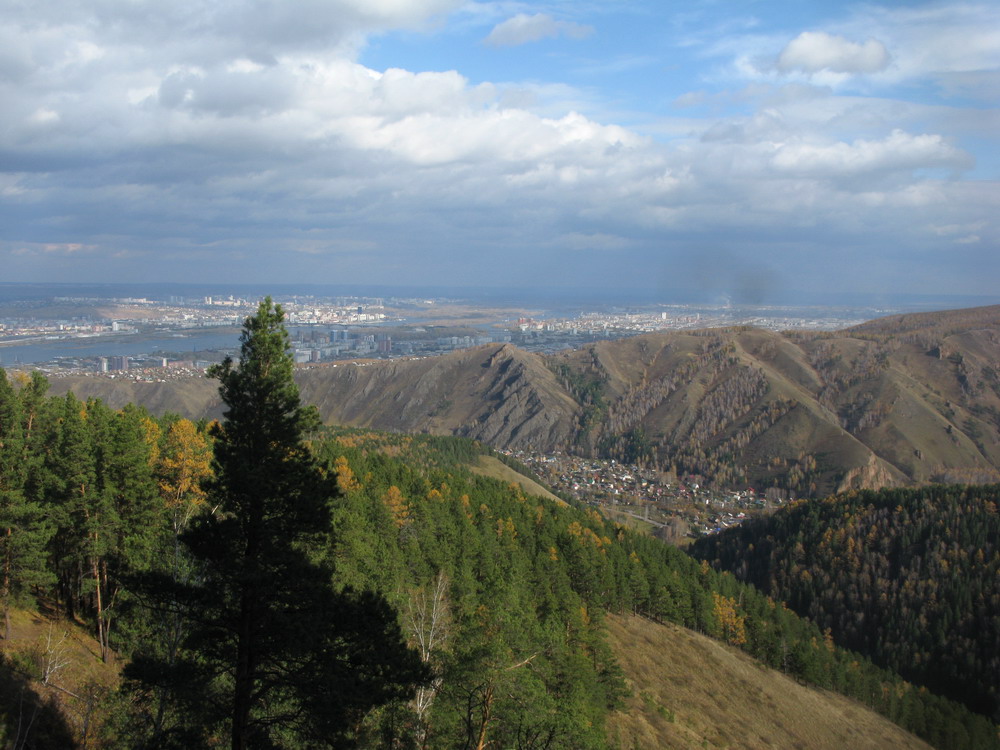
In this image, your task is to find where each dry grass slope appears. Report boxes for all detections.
[0,607,120,747]
[606,614,931,750]
[468,455,564,503]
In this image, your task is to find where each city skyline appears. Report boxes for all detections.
[1,1,997,301]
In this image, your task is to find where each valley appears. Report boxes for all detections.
[44,303,1000,497]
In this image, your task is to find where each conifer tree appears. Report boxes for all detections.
[90,401,163,661]
[46,392,97,622]
[128,298,426,749]
[0,370,53,639]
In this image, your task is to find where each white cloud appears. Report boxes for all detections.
[12,242,98,256]
[0,1,996,296]
[859,4,1000,77]
[777,31,889,74]
[673,91,706,109]
[484,13,593,48]
[929,220,986,237]
[29,108,60,124]
[770,130,971,177]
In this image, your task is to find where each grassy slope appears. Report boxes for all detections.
[468,454,564,503]
[606,614,931,750]
[0,607,120,747]
[46,375,221,418]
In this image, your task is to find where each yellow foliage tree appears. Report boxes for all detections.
[334,456,360,493]
[384,485,411,528]
[712,592,747,646]
[142,416,162,467]
[157,419,212,532]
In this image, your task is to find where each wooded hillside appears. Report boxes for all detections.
[2,362,997,746]
[691,484,1000,724]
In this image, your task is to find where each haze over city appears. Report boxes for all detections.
[1,1,997,301]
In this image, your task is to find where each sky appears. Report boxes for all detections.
[1,0,998,302]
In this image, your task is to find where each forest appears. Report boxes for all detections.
[0,300,997,748]
[690,484,1000,723]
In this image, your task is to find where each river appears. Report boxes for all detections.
[0,328,243,366]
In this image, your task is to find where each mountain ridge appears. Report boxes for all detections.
[44,304,1000,494]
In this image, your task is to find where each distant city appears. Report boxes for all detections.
[0,283,986,374]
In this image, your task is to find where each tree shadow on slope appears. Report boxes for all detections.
[0,652,76,749]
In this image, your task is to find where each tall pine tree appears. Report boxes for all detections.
[0,370,53,639]
[127,298,426,749]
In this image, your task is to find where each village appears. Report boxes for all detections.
[502,449,786,544]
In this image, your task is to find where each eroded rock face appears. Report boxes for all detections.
[294,343,580,452]
[836,452,906,493]
[458,345,578,451]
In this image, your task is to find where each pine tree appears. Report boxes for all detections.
[127,298,427,749]
[0,370,54,638]
[46,392,98,623]
[90,401,164,661]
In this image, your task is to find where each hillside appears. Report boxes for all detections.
[468,454,563,503]
[606,614,931,750]
[690,484,1000,722]
[846,303,1000,337]
[321,431,999,750]
[2,352,998,747]
[0,607,120,748]
[45,303,1000,494]
[0,597,939,750]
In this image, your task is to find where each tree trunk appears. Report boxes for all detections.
[232,593,255,750]
[100,560,115,662]
[92,554,105,662]
[3,529,11,640]
[474,684,494,750]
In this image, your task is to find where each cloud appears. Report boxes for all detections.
[928,220,987,246]
[558,232,630,251]
[484,13,593,48]
[731,5,1000,90]
[673,91,706,109]
[770,130,971,177]
[8,241,97,257]
[777,31,889,74]
[861,4,1000,77]
[0,1,996,297]
[929,220,986,237]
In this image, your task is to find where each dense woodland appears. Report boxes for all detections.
[0,303,998,748]
[690,485,1000,723]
